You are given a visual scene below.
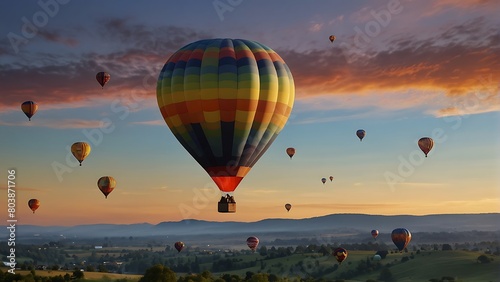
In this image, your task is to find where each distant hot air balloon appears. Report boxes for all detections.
[97,176,116,199]
[96,72,111,88]
[392,228,411,252]
[28,199,40,214]
[21,101,38,121]
[246,236,259,251]
[373,254,381,261]
[418,137,434,157]
[286,147,296,159]
[157,39,295,213]
[333,247,348,264]
[174,241,185,252]
[71,142,91,166]
[329,176,334,182]
[371,229,379,239]
[285,203,292,212]
[321,178,327,184]
[329,35,336,43]
[356,129,366,141]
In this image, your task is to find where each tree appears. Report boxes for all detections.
[378,267,394,282]
[477,255,492,264]
[72,269,84,280]
[442,244,453,251]
[139,264,176,282]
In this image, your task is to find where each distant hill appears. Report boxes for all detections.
[7,213,500,239]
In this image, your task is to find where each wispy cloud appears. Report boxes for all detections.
[0,119,110,129]
[130,120,164,126]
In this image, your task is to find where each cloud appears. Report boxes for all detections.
[0,119,110,129]
[277,17,499,117]
[38,30,79,46]
[0,19,212,112]
[130,119,164,126]
[0,186,44,192]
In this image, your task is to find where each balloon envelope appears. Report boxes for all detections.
[392,228,412,251]
[418,137,434,157]
[285,203,292,212]
[286,147,296,159]
[96,72,110,88]
[246,236,259,251]
[329,35,336,42]
[157,38,295,196]
[21,101,38,121]
[329,176,334,181]
[97,176,116,199]
[71,142,91,166]
[28,199,40,213]
[321,178,327,184]
[174,241,185,252]
[333,247,348,264]
[356,129,366,141]
[371,229,379,239]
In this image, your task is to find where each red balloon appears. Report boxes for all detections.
[246,236,259,251]
[174,241,185,252]
[333,247,348,264]
[96,72,111,88]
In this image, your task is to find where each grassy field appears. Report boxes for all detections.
[2,250,499,281]
[0,268,141,281]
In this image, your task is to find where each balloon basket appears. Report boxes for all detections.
[218,202,236,213]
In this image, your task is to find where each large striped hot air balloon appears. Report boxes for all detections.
[157,38,295,213]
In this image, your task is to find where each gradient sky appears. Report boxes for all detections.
[1,0,499,226]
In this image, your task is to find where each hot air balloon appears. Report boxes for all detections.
[356,129,366,141]
[329,176,334,182]
[21,101,38,121]
[333,247,348,264]
[96,72,110,88]
[285,203,292,212]
[97,176,116,199]
[418,137,434,157]
[286,147,296,159]
[157,38,295,213]
[174,241,185,252]
[246,236,259,251]
[329,35,336,43]
[371,229,379,239]
[71,142,91,166]
[392,228,411,252]
[321,178,327,184]
[28,199,40,214]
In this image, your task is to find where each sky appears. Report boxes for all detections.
[1,0,499,226]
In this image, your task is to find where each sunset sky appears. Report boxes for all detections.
[1,0,499,226]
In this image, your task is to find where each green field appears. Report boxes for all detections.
[2,250,499,281]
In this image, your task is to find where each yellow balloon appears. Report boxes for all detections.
[71,142,91,166]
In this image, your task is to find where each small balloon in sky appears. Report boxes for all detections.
[21,101,38,121]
